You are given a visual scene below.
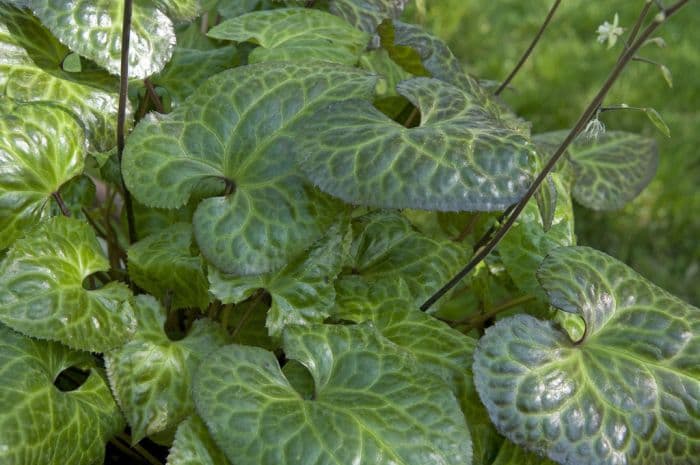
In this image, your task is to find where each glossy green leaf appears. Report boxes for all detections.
[166,415,231,465]
[0,100,85,249]
[209,8,370,65]
[128,223,210,310]
[300,76,535,211]
[48,175,96,219]
[123,62,373,275]
[0,217,136,352]
[474,246,700,465]
[153,22,238,107]
[333,275,415,321]
[491,441,557,465]
[0,325,123,465]
[209,223,350,338]
[28,0,176,78]
[105,295,228,442]
[536,130,658,211]
[194,323,472,465]
[335,211,467,311]
[152,0,201,22]
[0,5,123,151]
[329,0,408,33]
[498,173,575,301]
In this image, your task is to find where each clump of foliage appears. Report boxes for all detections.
[0,1,697,465]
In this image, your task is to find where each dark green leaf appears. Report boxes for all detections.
[123,62,373,275]
[0,325,123,465]
[0,217,136,352]
[166,415,232,465]
[474,246,700,465]
[328,0,408,33]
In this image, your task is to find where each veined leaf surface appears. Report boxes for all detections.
[166,415,231,465]
[474,246,700,465]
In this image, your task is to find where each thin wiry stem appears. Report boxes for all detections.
[495,0,562,96]
[421,0,692,311]
[143,78,164,113]
[52,192,70,216]
[117,0,137,245]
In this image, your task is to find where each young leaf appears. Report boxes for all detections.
[474,246,700,465]
[128,223,211,310]
[194,323,473,465]
[28,0,177,78]
[299,77,535,211]
[123,62,373,275]
[0,217,136,352]
[535,130,659,210]
[0,100,85,249]
[0,5,123,151]
[0,325,123,465]
[208,223,350,338]
[644,107,671,138]
[208,8,370,65]
[105,295,229,442]
[166,415,232,465]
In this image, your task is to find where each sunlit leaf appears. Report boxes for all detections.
[166,415,231,465]
[194,323,473,465]
[123,62,373,275]
[474,246,700,465]
[0,325,123,465]
[128,223,210,310]
[0,217,136,352]
[105,295,229,442]
[209,8,369,65]
[0,100,85,249]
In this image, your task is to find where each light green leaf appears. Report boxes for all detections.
[194,323,472,465]
[208,8,370,65]
[61,51,81,72]
[0,325,123,465]
[209,223,350,338]
[644,107,671,138]
[659,64,673,88]
[123,62,373,275]
[153,22,238,106]
[474,246,700,465]
[166,415,231,465]
[536,130,658,211]
[0,100,85,249]
[28,0,176,78]
[133,200,197,239]
[216,0,272,19]
[105,295,228,442]
[128,223,210,310]
[498,173,575,301]
[152,0,201,22]
[535,175,557,232]
[334,212,468,311]
[299,76,535,211]
[0,5,123,151]
[0,217,136,352]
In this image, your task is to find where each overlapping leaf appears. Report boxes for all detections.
[123,62,373,275]
[28,0,177,78]
[534,131,658,210]
[299,76,535,211]
[106,295,229,442]
[0,325,123,465]
[0,217,135,352]
[209,224,350,338]
[0,5,122,151]
[330,0,408,33]
[128,223,210,309]
[208,8,369,65]
[166,415,231,465]
[194,323,472,465]
[474,246,700,465]
[0,100,84,248]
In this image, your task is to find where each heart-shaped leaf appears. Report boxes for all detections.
[0,5,123,151]
[123,62,374,275]
[0,325,123,465]
[208,223,350,338]
[534,131,658,210]
[128,223,211,310]
[0,99,85,249]
[0,217,136,352]
[299,77,535,211]
[105,295,229,442]
[28,0,177,78]
[474,246,700,465]
[194,323,472,465]
[208,8,370,65]
[166,415,231,465]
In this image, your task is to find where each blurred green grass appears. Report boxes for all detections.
[410,0,700,304]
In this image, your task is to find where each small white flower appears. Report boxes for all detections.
[582,117,606,141]
[597,13,625,49]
